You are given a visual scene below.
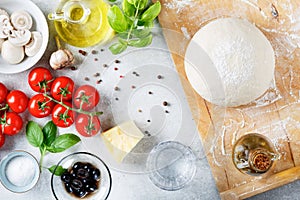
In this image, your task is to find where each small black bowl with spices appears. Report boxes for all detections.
[51,152,112,200]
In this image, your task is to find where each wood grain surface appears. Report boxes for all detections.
[156,0,300,199]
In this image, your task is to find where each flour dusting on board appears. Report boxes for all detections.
[164,0,194,13]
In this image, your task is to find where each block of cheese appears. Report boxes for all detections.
[101,121,144,163]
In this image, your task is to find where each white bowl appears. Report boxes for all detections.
[0,0,49,74]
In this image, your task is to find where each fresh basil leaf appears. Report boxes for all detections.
[123,0,136,17]
[136,0,148,10]
[140,1,161,22]
[109,42,127,54]
[26,121,44,147]
[42,121,57,147]
[47,134,80,153]
[132,28,151,38]
[48,165,67,176]
[128,34,152,47]
[118,32,130,40]
[107,5,128,33]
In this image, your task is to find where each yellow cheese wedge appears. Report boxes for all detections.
[101,121,144,163]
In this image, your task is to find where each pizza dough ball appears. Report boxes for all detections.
[184,18,275,107]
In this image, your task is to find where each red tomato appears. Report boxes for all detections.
[52,102,74,128]
[28,67,53,93]
[75,114,101,137]
[1,112,23,136]
[0,82,8,104]
[0,131,5,148]
[28,94,55,118]
[73,85,100,111]
[6,90,28,113]
[51,76,74,101]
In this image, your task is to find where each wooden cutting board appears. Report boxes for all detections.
[157,0,300,199]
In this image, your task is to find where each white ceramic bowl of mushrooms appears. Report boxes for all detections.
[0,0,49,74]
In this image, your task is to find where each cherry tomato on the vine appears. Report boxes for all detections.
[29,94,55,118]
[52,102,74,128]
[28,67,53,93]
[0,131,5,148]
[51,76,74,102]
[6,90,28,113]
[0,112,23,136]
[0,82,8,104]
[73,85,100,111]
[75,114,101,137]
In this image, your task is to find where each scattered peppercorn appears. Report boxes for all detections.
[148,91,153,95]
[103,64,108,68]
[120,75,124,78]
[165,110,169,113]
[138,109,142,113]
[132,71,137,75]
[96,79,102,84]
[100,49,104,52]
[84,77,90,81]
[157,75,163,79]
[91,50,98,54]
[115,97,119,101]
[147,120,151,123]
[70,66,77,70]
[114,67,118,71]
[163,101,168,106]
[93,73,100,77]
[131,85,136,89]
[115,59,121,64]
[94,58,98,61]
[78,49,87,56]
[114,86,119,91]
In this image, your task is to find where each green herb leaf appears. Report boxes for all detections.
[48,165,67,176]
[47,134,81,153]
[140,1,161,22]
[132,28,151,38]
[109,42,127,54]
[42,121,57,147]
[128,34,153,47]
[107,5,128,33]
[135,0,148,10]
[123,0,136,17]
[26,121,44,147]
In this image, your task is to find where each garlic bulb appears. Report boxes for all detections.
[0,15,13,39]
[25,31,43,57]
[1,40,24,64]
[9,29,31,46]
[49,49,74,70]
[10,10,32,30]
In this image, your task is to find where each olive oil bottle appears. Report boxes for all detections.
[48,0,114,47]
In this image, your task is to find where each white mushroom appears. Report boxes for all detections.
[25,31,43,56]
[0,15,13,39]
[10,10,32,30]
[1,40,24,64]
[0,38,4,51]
[8,29,31,46]
[49,49,74,70]
[0,9,9,17]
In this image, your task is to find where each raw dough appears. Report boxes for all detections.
[184,18,275,107]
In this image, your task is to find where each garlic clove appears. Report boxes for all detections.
[0,9,9,17]
[0,15,13,39]
[25,31,43,57]
[49,49,75,70]
[0,38,4,51]
[10,10,32,30]
[1,40,24,64]
[9,29,31,46]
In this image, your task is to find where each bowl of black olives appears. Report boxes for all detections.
[51,152,112,200]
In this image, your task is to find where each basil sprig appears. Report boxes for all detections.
[107,0,161,54]
[26,121,81,171]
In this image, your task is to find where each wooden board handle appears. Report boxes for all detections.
[220,166,300,200]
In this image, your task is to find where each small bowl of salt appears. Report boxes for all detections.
[0,150,40,193]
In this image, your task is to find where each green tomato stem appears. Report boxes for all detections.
[43,94,103,117]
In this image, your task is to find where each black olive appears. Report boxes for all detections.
[64,183,73,193]
[73,162,84,171]
[83,163,93,172]
[76,168,89,179]
[86,183,98,193]
[91,169,101,181]
[71,179,83,190]
[61,172,71,183]
[73,189,87,198]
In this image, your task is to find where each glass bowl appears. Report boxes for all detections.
[51,152,112,200]
[146,141,197,191]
